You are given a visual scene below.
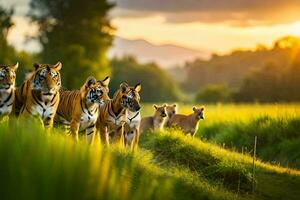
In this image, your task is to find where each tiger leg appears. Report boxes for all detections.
[43,117,54,134]
[130,127,140,152]
[20,106,44,126]
[99,125,109,145]
[115,124,125,147]
[70,119,80,141]
[86,124,96,145]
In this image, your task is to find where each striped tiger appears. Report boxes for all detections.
[15,62,62,129]
[0,63,18,120]
[123,83,142,150]
[56,76,110,144]
[96,83,141,147]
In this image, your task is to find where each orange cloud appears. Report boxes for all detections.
[110,0,300,26]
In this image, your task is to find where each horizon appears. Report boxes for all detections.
[2,0,300,65]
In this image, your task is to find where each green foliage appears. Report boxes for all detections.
[196,84,232,103]
[182,36,300,102]
[0,6,16,64]
[110,57,181,102]
[197,116,300,169]
[30,0,114,89]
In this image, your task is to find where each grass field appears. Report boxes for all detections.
[0,104,300,200]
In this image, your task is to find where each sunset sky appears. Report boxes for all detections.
[2,0,300,54]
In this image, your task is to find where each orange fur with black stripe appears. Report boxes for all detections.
[56,76,110,144]
[0,63,18,120]
[96,83,140,147]
[15,62,62,129]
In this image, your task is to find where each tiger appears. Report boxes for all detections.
[0,63,18,120]
[96,83,141,147]
[164,104,178,128]
[15,62,62,129]
[168,106,204,136]
[140,104,167,133]
[56,76,110,144]
[122,83,142,150]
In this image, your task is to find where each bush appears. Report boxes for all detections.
[195,84,232,103]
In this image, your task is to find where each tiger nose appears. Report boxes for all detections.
[135,105,141,111]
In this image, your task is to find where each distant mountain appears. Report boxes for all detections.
[108,37,211,69]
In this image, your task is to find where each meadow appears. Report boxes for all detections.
[0,104,300,200]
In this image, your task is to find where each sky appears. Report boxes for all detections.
[2,0,300,54]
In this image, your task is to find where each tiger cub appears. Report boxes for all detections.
[16,62,62,129]
[168,106,204,136]
[56,76,110,144]
[0,63,18,120]
[140,104,167,133]
[164,104,178,127]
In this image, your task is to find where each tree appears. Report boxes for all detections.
[0,6,15,64]
[110,57,181,102]
[30,0,114,89]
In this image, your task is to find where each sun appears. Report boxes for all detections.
[289,21,300,36]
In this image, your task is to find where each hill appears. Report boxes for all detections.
[1,118,300,200]
[181,36,300,91]
[108,37,210,69]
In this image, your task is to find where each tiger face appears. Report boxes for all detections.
[31,62,62,95]
[120,83,141,112]
[0,63,18,91]
[82,76,110,105]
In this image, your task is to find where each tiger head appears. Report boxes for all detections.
[119,83,141,112]
[31,62,62,95]
[81,76,110,105]
[0,63,18,91]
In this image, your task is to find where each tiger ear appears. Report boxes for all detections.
[173,104,177,107]
[193,106,197,112]
[101,76,110,87]
[11,62,19,71]
[153,104,158,110]
[33,63,40,70]
[120,82,128,92]
[134,83,142,93]
[53,62,62,71]
[85,76,96,87]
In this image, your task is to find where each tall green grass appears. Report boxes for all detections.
[0,120,238,200]
[139,129,300,200]
[197,116,300,169]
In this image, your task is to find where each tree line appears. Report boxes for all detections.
[1,0,300,103]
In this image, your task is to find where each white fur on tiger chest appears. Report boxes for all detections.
[0,104,13,116]
[0,89,14,116]
[107,114,126,126]
[126,111,141,129]
[79,110,98,131]
[32,104,55,121]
